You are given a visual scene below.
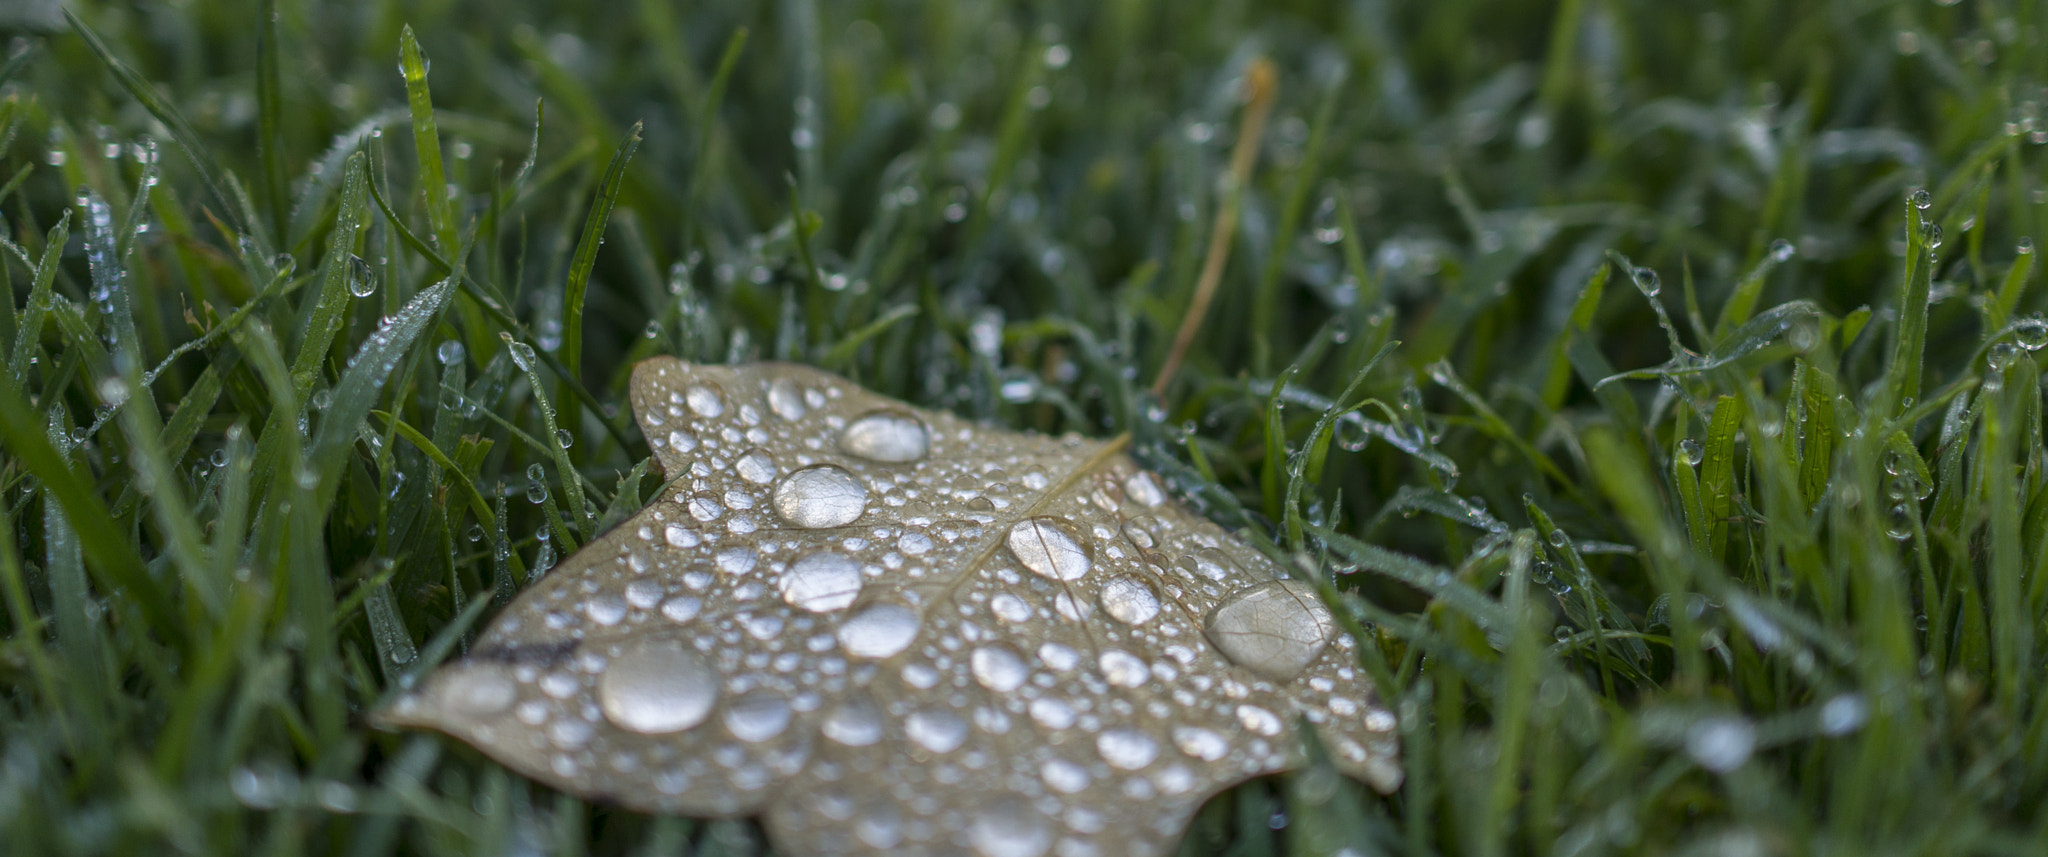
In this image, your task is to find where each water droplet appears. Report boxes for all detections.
[723,691,792,742]
[1123,472,1166,507]
[767,378,807,420]
[1007,518,1092,581]
[1769,238,1796,262]
[1632,267,1661,298]
[1098,649,1149,688]
[644,321,663,339]
[308,388,332,410]
[663,522,700,548]
[660,596,701,623]
[970,645,1030,692]
[822,695,886,746]
[685,384,725,417]
[1205,580,1336,682]
[554,428,574,448]
[466,524,484,542]
[1924,222,1944,250]
[735,448,778,484]
[507,341,537,372]
[1677,438,1704,466]
[347,254,377,297]
[1684,716,1755,772]
[779,550,864,612]
[1041,759,1089,793]
[989,592,1032,623]
[772,465,869,528]
[1886,502,1914,540]
[440,668,517,716]
[527,479,549,504]
[1096,728,1159,770]
[968,797,1051,857]
[599,638,719,734]
[905,708,968,753]
[838,409,930,463]
[837,602,919,658]
[1235,704,1283,736]
[1172,726,1230,761]
[2016,316,2048,351]
[1310,196,1343,244]
[1987,342,2019,371]
[1910,188,1933,210]
[1098,575,1161,625]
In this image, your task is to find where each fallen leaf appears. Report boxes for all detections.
[378,357,1400,856]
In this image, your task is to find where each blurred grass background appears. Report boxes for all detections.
[1,0,2045,854]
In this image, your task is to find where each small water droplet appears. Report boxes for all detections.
[821,695,885,746]
[1987,341,2019,371]
[347,254,376,297]
[1310,196,1343,244]
[905,708,969,753]
[2016,316,2048,351]
[1172,726,1230,761]
[967,797,1051,857]
[436,340,465,366]
[1677,438,1704,466]
[1769,238,1796,262]
[1096,728,1159,770]
[1818,694,1868,736]
[723,691,793,742]
[1910,188,1932,210]
[599,638,719,734]
[767,378,807,420]
[685,384,724,417]
[838,409,930,463]
[1098,649,1149,688]
[1632,266,1661,298]
[735,448,778,484]
[970,645,1030,692]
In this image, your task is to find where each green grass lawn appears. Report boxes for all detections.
[3,0,2046,854]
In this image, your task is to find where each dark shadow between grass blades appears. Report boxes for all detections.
[377,357,1400,857]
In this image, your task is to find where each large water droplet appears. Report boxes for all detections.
[1205,579,1336,682]
[1007,518,1092,581]
[970,644,1030,692]
[723,691,793,742]
[1098,575,1161,625]
[779,550,865,613]
[767,377,807,420]
[1096,728,1159,770]
[772,465,869,528]
[837,602,920,659]
[598,638,718,734]
[968,797,1051,857]
[440,668,516,716]
[821,695,885,746]
[735,448,778,484]
[905,708,968,753]
[838,409,929,463]
[1172,726,1230,761]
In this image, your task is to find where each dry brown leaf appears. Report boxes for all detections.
[378,357,1400,856]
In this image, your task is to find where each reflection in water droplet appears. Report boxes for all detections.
[838,409,930,462]
[1098,575,1161,625]
[837,603,919,659]
[970,645,1030,691]
[1205,580,1336,682]
[723,691,793,742]
[1007,518,1092,581]
[767,377,807,420]
[1096,728,1159,770]
[441,668,516,716]
[969,797,1052,857]
[599,638,718,734]
[1172,726,1230,761]
[780,551,865,612]
[905,708,968,753]
[735,448,778,484]
[773,465,869,528]
[822,695,885,746]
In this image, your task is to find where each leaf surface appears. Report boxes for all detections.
[381,358,1399,856]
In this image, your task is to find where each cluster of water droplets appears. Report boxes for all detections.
[383,360,1400,857]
